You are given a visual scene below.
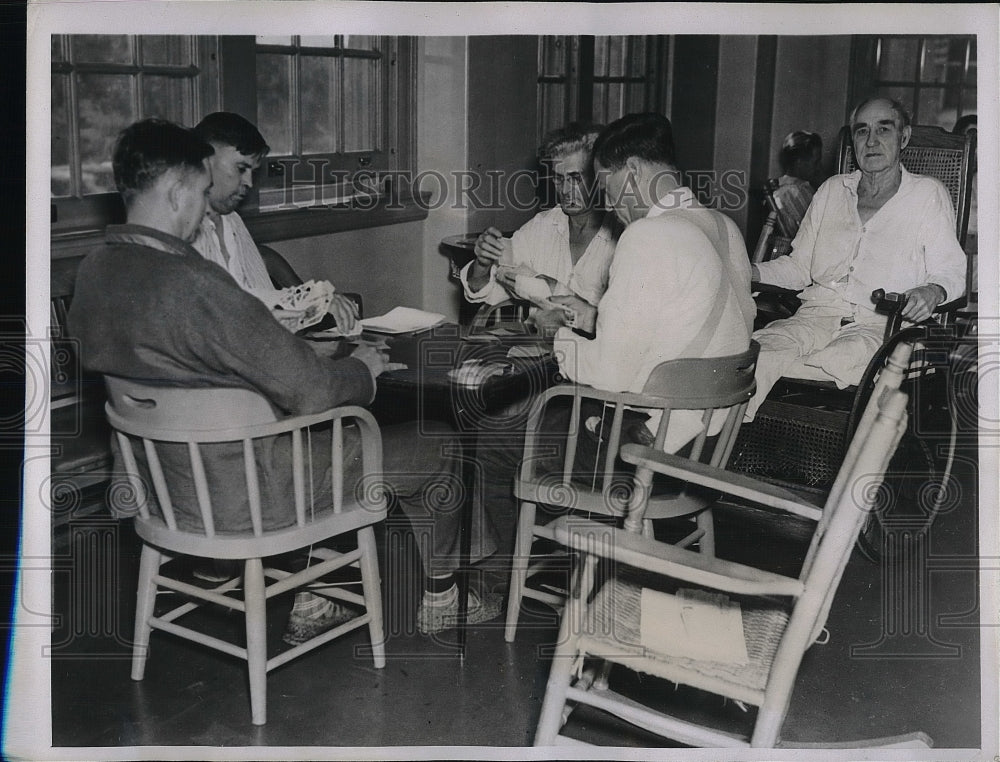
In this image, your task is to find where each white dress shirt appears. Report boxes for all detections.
[554,187,754,452]
[755,166,966,319]
[459,207,619,307]
[191,211,274,293]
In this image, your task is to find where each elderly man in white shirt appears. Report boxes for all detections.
[459,123,621,333]
[191,112,358,331]
[746,97,967,419]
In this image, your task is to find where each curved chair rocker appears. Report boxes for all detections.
[731,124,977,561]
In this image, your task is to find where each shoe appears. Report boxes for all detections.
[416,588,503,636]
[281,597,357,646]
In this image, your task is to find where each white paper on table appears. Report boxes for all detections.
[639,587,749,664]
[359,306,447,334]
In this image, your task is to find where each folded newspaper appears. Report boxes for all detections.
[248,280,336,333]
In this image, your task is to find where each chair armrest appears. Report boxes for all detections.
[541,516,804,598]
[620,444,824,522]
[751,282,802,297]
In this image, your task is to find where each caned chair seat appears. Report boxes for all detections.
[581,575,789,700]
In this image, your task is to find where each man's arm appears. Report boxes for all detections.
[753,180,828,289]
[193,268,375,415]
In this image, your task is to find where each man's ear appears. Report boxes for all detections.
[900,125,912,151]
[164,170,184,213]
[624,155,643,180]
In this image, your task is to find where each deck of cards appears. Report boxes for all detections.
[249,280,337,333]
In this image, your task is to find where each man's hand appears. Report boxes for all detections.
[550,294,597,335]
[473,226,506,269]
[351,342,389,380]
[328,294,360,334]
[525,307,569,339]
[496,263,540,291]
[901,283,946,322]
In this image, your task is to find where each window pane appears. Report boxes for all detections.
[256,35,293,46]
[300,55,338,154]
[877,86,914,118]
[592,82,607,124]
[878,37,918,81]
[538,83,566,140]
[142,76,192,124]
[539,36,567,77]
[343,57,378,151]
[627,37,647,77]
[256,53,293,155]
[301,36,340,49]
[51,36,64,63]
[917,87,953,128]
[920,38,951,83]
[72,35,132,64]
[141,36,190,65]
[606,37,625,77]
[51,74,71,197]
[626,82,646,114]
[77,74,135,194]
[343,36,377,52]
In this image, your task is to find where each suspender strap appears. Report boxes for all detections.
[679,212,733,357]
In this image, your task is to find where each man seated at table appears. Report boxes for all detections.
[459,122,621,335]
[554,112,755,442]
[68,118,502,640]
[191,111,358,332]
[476,113,754,569]
[745,97,967,419]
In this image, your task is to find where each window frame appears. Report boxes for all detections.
[536,35,670,144]
[849,34,976,126]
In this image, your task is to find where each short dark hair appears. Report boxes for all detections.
[112,118,213,205]
[779,130,822,174]
[851,96,912,130]
[593,112,677,172]
[193,112,270,157]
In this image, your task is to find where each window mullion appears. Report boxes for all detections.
[292,47,302,158]
[66,65,83,198]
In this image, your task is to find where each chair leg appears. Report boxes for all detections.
[357,525,386,669]
[533,594,582,745]
[130,544,162,681]
[243,557,268,726]
[697,510,716,557]
[505,501,537,642]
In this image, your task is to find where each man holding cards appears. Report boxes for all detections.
[69,119,503,641]
[555,112,755,451]
[190,112,360,334]
[458,123,621,334]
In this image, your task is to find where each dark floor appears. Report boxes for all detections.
[48,448,983,753]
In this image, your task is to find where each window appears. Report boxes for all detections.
[851,35,976,129]
[50,34,416,237]
[537,36,670,142]
[51,35,217,199]
[254,35,407,209]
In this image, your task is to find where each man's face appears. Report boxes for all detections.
[206,143,261,215]
[551,149,594,216]
[851,99,910,174]
[595,160,640,226]
[177,162,213,241]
